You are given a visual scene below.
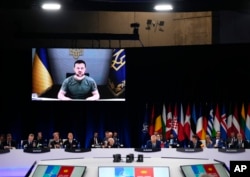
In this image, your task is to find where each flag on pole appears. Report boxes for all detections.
[32,48,53,96]
[149,104,155,136]
[220,104,227,140]
[196,104,203,140]
[240,103,246,139]
[245,103,250,141]
[141,103,150,146]
[232,104,240,134]
[154,112,162,134]
[178,103,185,142]
[213,104,220,137]
[166,104,172,139]
[190,103,197,138]
[227,103,233,137]
[207,104,214,137]
[184,104,191,140]
[202,113,208,140]
[172,103,178,138]
[161,103,167,140]
[107,48,126,97]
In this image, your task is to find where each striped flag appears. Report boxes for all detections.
[202,113,208,140]
[172,103,178,138]
[154,111,162,134]
[184,104,191,140]
[245,103,250,141]
[220,104,227,140]
[196,104,203,140]
[166,104,172,139]
[190,103,196,138]
[240,103,246,139]
[227,103,233,137]
[178,103,185,142]
[107,48,126,97]
[32,48,53,96]
[232,104,240,134]
[213,104,220,137]
[207,104,214,137]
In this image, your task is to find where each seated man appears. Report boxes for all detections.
[188,135,203,148]
[212,131,225,148]
[22,133,37,149]
[3,133,17,149]
[103,137,118,148]
[63,132,78,149]
[49,132,63,149]
[233,132,248,149]
[166,133,179,148]
[146,135,161,149]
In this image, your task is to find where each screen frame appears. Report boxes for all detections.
[180,162,230,177]
[30,164,87,177]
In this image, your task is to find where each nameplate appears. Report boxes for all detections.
[218,148,245,153]
[134,148,161,152]
[23,148,50,153]
[65,148,91,153]
[176,148,203,153]
[0,149,10,154]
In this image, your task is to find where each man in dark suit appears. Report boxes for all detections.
[89,132,102,148]
[3,133,17,149]
[22,133,37,149]
[189,135,203,148]
[146,135,161,149]
[233,132,248,149]
[63,132,78,149]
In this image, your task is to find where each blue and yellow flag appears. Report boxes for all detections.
[32,48,53,96]
[108,48,126,97]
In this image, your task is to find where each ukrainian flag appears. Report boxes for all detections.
[32,48,53,96]
[108,48,126,97]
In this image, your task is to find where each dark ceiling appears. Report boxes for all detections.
[0,0,250,12]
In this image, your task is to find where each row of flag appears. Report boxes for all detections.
[143,102,250,142]
[32,48,126,97]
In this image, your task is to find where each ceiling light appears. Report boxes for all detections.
[41,3,61,10]
[154,4,173,11]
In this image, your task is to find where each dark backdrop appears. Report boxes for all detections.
[1,43,250,148]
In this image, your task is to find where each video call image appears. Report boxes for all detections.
[31,48,126,101]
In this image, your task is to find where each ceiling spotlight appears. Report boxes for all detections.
[41,3,61,10]
[154,4,173,11]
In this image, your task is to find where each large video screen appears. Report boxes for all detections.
[31,48,126,101]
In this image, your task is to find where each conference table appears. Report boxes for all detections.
[0,148,249,177]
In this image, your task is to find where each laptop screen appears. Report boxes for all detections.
[180,163,229,177]
[98,166,170,177]
[31,164,86,177]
